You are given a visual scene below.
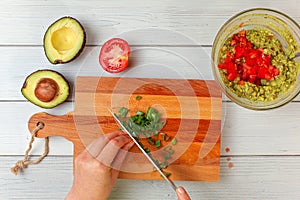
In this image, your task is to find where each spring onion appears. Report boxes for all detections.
[118,107,129,118]
[144,147,151,153]
[147,137,156,145]
[171,138,177,145]
[164,172,171,178]
[161,133,170,142]
[117,106,177,174]
[155,139,161,148]
[136,95,143,100]
[164,146,175,155]
[118,107,165,139]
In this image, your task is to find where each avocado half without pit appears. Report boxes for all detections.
[21,70,70,108]
[44,16,86,64]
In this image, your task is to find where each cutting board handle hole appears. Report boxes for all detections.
[36,122,45,129]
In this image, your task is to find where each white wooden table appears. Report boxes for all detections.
[1,1,300,199]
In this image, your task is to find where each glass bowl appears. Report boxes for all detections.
[212,8,300,110]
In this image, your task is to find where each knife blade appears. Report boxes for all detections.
[108,108,177,192]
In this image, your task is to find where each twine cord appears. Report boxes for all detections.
[11,122,49,175]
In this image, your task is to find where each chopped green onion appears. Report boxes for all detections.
[144,147,150,153]
[164,135,170,141]
[144,133,151,138]
[136,95,143,100]
[118,107,129,118]
[164,154,171,160]
[161,133,170,141]
[155,139,161,148]
[131,131,139,138]
[164,171,171,178]
[160,171,171,178]
[160,161,169,169]
[171,138,177,145]
[145,107,152,120]
[163,146,175,155]
[146,107,160,123]
[136,111,144,115]
[147,137,156,145]
[117,106,173,163]
[154,159,160,167]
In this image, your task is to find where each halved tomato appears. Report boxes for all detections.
[99,38,130,73]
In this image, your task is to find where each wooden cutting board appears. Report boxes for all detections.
[28,76,222,181]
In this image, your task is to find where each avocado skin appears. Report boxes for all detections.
[21,70,70,109]
[43,16,86,64]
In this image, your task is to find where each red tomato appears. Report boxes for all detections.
[218,30,280,86]
[235,46,244,58]
[99,38,130,73]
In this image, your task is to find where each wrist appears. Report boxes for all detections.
[65,187,79,200]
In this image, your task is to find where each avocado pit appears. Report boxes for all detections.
[21,70,70,108]
[35,78,59,102]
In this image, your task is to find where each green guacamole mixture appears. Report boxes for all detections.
[219,29,300,102]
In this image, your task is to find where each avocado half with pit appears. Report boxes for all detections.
[44,16,86,64]
[21,70,70,108]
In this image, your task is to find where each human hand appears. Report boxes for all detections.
[176,186,191,200]
[66,131,134,200]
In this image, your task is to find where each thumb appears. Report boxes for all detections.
[176,186,191,200]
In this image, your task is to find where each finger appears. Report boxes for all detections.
[96,135,132,167]
[86,131,124,158]
[176,186,191,200]
[111,141,135,171]
[110,141,135,182]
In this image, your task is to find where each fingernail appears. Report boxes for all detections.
[177,186,185,194]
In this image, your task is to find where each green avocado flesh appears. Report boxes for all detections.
[44,17,86,64]
[21,70,70,108]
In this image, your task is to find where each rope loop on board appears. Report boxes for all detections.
[11,122,49,175]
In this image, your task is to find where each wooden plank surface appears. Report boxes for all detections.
[3,156,300,199]
[0,0,299,45]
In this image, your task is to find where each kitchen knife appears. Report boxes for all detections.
[108,109,177,192]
